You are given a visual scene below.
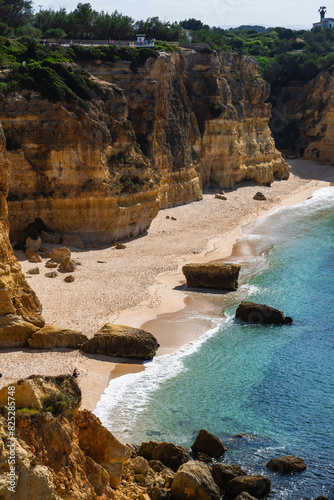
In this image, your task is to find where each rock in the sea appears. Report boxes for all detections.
[64,275,75,283]
[253,192,267,201]
[211,463,246,492]
[171,461,220,500]
[235,301,293,325]
[51,247,71,263]
[191,429,227,458]
[266,455,306,474]
[0,314,39,347]
[81,324,159,359]
[62,234,86,249]
[27,324,88,349]
[182,263,241,291]
[27,266,40,275]
[226,475,271,499]
[138,441,191,472]
[59,256,77,273]
[235,493,258,500]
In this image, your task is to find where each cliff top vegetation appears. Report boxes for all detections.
[2,1,334,98]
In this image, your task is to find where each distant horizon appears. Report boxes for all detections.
[32,0,323,31]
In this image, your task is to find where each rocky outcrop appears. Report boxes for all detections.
[138,441,192,472]
[27,324,88,349]
[270,64,334,162]
[235,301,293,325]
[0,122,44,332]
[266,455,307,474]
[2,48,288,244]
[191,429,227,458]
[183,263,241,291]
[0,376,131,499]
[226,475,271,499]
[171,461,220,500]
[81,323,159,359]
[211,463,246,493]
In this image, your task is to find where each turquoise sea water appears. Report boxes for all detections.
[96,186,334,499]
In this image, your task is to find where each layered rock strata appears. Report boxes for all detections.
[1,47,288,244]
[270,64,334,162]
[0,122,44,330]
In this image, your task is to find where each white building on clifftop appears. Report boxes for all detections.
[313,6,334,28]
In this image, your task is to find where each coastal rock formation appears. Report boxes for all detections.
[266,455,307,474]
[226,475,271,499]
[235,301,293,325]
[138,441,192,471]
[183,263,241,291]
[0,376,131,499]
[27,324,88,349]
[191,429,228,458]
[0,314,39,347]
[270,64,334,162]
[81,323,160,359]
[171,461,220,500]
[0,122,44,332]
[2,48,288,244]
[211,463,247,493]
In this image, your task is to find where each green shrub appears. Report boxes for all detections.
[42,391,71,415]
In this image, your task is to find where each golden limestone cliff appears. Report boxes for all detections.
[1,48,288,244]
[0,123,44,336]
[270,64,334,163]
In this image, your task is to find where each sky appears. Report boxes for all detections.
[32,0,324,29]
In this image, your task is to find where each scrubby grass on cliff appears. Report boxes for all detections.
[2,58,106,108]
[42,391,71,415]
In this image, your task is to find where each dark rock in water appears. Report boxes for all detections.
[235,301,293,325]
[138,440,191,472]
[266,455,306,474]
[81,324,159,360]
[236,493,258,500]
[226,475,271,498]
[171,461,220,500]
[211,463,246,492]
[191,429,227,458]
[183,263,241,291]
[312,496,328,500]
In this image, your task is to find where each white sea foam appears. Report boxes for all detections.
[95,322,223,435]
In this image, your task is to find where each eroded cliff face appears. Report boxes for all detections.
[270,64,334,163]
[0,123,44,327]
[2,48,288,243]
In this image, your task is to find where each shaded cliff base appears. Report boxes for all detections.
[0,160,333,412]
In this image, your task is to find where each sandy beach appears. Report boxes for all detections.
[0,159,333,411]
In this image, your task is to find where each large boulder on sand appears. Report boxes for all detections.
[235,301,293,325]
[51,247,71,263]
[0,314,39,347]
[58,257,77,273]
[226,475,271,499]
[171,461,220,500]
[266,455,306,474]
[81,324,159,359]
[27,324,88,349]
[138,441,191,472]
[191,429,227,458]
[182,263,240,291]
